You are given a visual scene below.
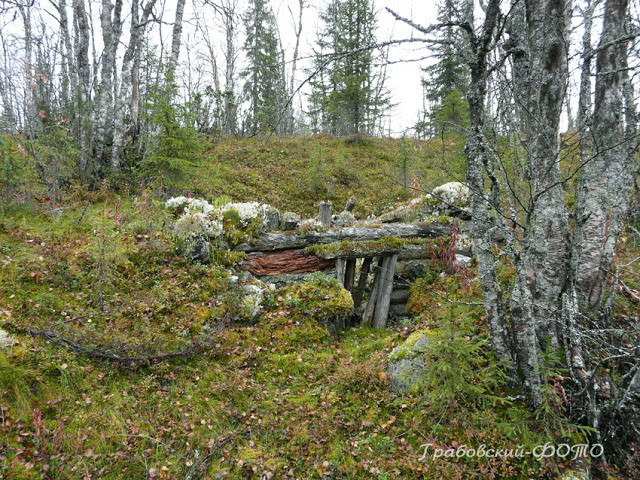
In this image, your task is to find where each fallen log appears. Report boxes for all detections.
[235,221,451,252]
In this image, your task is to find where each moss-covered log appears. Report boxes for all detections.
[234,221,451,252]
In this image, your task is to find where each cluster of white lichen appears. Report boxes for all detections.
[219,201,275,226]
[165,196,276,241]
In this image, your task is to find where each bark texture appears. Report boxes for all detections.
[571,0,635,309]
[239,250,334,275]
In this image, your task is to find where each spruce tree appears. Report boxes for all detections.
[416,0,469,138]
[308,0,390,138]
[241,0,287,135]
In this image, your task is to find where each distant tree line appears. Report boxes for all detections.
[0,0,393,183]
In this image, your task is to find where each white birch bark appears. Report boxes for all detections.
[571,0,636,309]
[73,0,91,172]
[94,0,123,165]
[507,0,571,405]
[168,0,186,75]
[111,0,156,172]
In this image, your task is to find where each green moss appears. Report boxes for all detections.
[274,273,353,333]
[426,214,453,225]
[388,329,435,362]
[306,236,436,258]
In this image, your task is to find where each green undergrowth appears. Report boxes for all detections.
[192,135,467,218]
[0,188,589,479]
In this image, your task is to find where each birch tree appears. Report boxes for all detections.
[94,0,123,166]
[392,0,639,460]
[111,0,156,172]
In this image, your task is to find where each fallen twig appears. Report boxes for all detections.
[18,322,225,364]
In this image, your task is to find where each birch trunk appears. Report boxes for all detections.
[111,0,156,172]
[94,0,123,165]
[18,4,36,134]
[73,0,91,172]
[168,0,186,74]
[464,0,514,367]
[508,0,571,405]
[571,0,636,309]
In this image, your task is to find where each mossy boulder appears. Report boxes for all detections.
[278,273,354,334]
[377,181,470,223]
[387,330,434,394]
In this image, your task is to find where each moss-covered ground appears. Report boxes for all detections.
[1,136,637,479]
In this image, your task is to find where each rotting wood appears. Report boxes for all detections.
[362,257,383,326]
[353,257,372,309]
[344,258,356,291]
[373,254,398,329]
[336,259,346,284]
[239,249,334,275]
[343,196,358,212]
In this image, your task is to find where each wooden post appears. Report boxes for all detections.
[343,196,358,212]
[319,201,333,227]
[344,258,356,291]
[372,254,398,329]
[266,211,280,230]
[335,258,345,285]
[353,257,372,309]
[362,257,382,326]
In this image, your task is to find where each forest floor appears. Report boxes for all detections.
[1,136,638,479]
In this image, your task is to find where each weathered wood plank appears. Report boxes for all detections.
[362,257,383,326]
[235,221,450,252]
[344,258,356,291]
[353,257,372,309]
[373,254,398,329]
[318,202,333,227]
[335,259,345,285]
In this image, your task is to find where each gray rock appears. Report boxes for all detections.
[239,271,253,281]
[242,284,263,295]
[387,331,431,395]
[399,259,431,279]
[227,275,239,285]
[455,254,472,265]
[183,235,210,263]
[282,212,300,230]
[333,210,356,227]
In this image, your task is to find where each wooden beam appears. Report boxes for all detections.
[362,257,383,326]
[335,259,345,284]
[235,221,450,252]
[353,257,372,309]
[372,254,398,329]
[344,258,356,291]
